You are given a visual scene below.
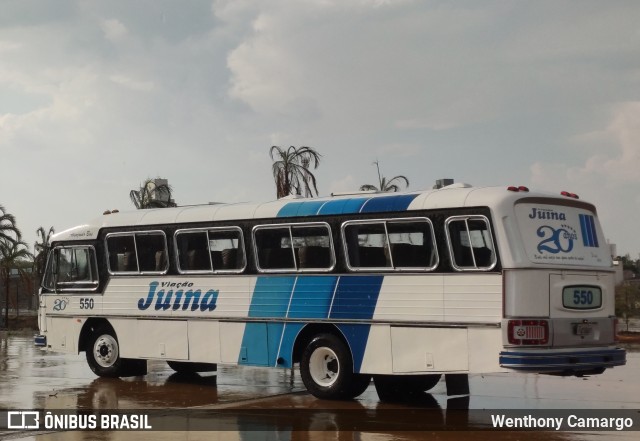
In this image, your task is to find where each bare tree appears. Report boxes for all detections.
[360,160,409,192]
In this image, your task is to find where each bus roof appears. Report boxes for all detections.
[52,185,596,242]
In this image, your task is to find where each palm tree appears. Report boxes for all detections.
[360,160,409,192]
[270,146,322,198]
[0,204,21,246]
[130,178,177,209]
[34,226,55,284]
[0,239,32,328]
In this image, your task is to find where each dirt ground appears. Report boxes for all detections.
[617,332,640,343]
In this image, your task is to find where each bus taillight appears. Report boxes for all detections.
[508,319,549,345]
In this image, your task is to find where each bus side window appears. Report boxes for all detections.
[106,234,139,273]
[135,233,168,273]
[176,228,246,273]
[208,228,245,271]
[343,218,438,271]
[291,225,333,270]
[254,227,295,270]
[254,223,332,272]
[343,222,391,269]
[176,231,211,272]
[445,216,496,271]
[386,219,438,269]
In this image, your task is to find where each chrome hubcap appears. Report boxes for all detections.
[309,347,339,387]
[93,335,118,368]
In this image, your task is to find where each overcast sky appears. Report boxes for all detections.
[1,0,639,256]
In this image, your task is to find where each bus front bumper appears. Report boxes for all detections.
[499,347,626,375]
[34,335,47,347]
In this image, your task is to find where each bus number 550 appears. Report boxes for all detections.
[573,290,593,306]
[79,298,94,310]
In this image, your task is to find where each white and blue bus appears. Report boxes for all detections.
[35,184,625,400]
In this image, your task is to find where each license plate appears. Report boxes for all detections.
[574,324,593,336]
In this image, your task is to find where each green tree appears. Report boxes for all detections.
[34,226,55,284]
[129,178,177,209]
[270,146,322,198]
[360,160,409,192]
[616,282,640,332]
[1,239,33,327]
[616,254,638,273]
[0,204,21,246]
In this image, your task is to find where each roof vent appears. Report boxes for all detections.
[433,178,454,189]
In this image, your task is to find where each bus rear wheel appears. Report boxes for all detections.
[300,333,371,400]
[86,327,124,378]
[373,374,441,402]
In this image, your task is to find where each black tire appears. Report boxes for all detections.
[85,327,124,378]
[348,373,372,397]
[374,374,441,403]
[300,333,371,400]
[167,361,217,374]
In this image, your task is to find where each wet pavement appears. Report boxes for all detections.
[1,331,639,440]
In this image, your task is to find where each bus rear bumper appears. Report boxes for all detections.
[499,347,626,375]
[34,335,47,347]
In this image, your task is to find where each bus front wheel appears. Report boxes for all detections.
[300,333,371,400]
[86,327,124,378]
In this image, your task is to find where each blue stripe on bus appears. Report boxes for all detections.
[239,275,384,371]
[247,276,295,318]
[277,194,419,217]
[586,215,595,247]
[337,324,371,373]
[359,194,418,213]
[276,323,305,368]
[588,215,599,247]
[239,276,295,366]
[317,199,350,215]
[329,275,383,320]
[276,201,326,217]
[579,214,589,247]
[287,276,337,319]
[276,202,305,218]
[273,277,337,368]
[331,275,384,373]
[579,214,599,248]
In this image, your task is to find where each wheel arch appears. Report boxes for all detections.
[292,323,351,366]
[78,318,115,353]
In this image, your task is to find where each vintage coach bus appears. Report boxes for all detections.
[35,184,625,400]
